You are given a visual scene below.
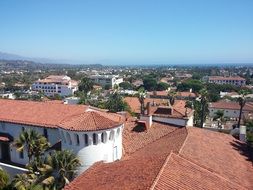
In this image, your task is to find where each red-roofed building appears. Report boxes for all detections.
[209,101,253,120]
[64,125,253,190]
[124,97,194,127]
[208,76,246,86]
[0,99,124,173]
[31,75,78,96]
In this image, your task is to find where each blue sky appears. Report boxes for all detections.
[0,0,253,64]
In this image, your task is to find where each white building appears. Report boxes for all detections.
[89,75,123,89]
[209,101,253,119]
[31,75,78,97]
[0,99,124,173]
[208,76,246,86]
[0,92,15,99]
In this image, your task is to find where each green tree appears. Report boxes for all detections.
[177,79,204,93]
[156,82,170,91]
[37,150,80,190]
[199,88,208,128]
[237,90,249,128]
[138,87,146,115]
[12,173,37,190]
[0,169,9,189]
[105,92,129,112]
[119,82,133,90]
[214,110,225,129]
[245,120,253,143]
[168,91,176,106]
[14,129,50,163]
[143,77,157,91]
[78,77,94,94]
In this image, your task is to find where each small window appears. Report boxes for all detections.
[93,133,98,145]
[117,128,120,137]
[66,133,72,145]
[1,123,6,131]
[19,150,24,159]
[109,131,115,141]
[84,134,89,146]
[44,129,48,139]
[101,132,107,143]
[61,131,66,143]
[75,134,80,145]
[22,127,25,131]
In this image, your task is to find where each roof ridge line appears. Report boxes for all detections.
[176,153,247,189]
[91,111,99,130]
[178,127,190,154]
[149,152,174,190]
[126,127,182,156]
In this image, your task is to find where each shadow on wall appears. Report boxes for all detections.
[230,140,253,164]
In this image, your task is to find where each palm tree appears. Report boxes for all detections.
[78,77,94,94]
[237,90,249,128]
[37,150,80,190]
[168,91,176,106]
[12,173,36,190]
[0,168,9,189]
[214,110,224,129]
[138,87,146,115]
[185,100,193,116]
[199,88,208,128]
[14,129,50,163]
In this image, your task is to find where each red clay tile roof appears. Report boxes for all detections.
[65,126,253,190]
[177,91,196,98]
[59,111,123,131]
[123,121,179,155]
[64,123,187,190]
[151,100,193,119]
[209,76,246,81]
[0,99,122,131]
[209,101,253,111]
[124,97,192,118]
[179,127,253,189]
[153,153,245,190]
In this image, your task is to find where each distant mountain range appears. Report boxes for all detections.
[0,51,74,64]
[0,52,103,70]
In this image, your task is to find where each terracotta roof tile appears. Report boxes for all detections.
[59,111,123,131]
[0,99,87,128]
[180,127,253,189]
[0,99,122,131]
[209,76,246,81]
[65,126,253,190]
[64,124,187,190]
[153,153,245,190]
[209,101,253,111]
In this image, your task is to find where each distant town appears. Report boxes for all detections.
[0,58,252,189]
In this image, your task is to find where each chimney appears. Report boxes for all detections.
[239,125,246,142]
[147,102,151,116]
[189,88,192,93]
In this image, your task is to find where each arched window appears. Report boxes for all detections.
[75,134,80,145]
[101,132,107,143]
[93,133,98,145]
[66,132,72,145]
[116,128,120,137]
[84,134,89,146]
[61,131,66,143]
[109,130,115,141]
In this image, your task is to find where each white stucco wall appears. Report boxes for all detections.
[0,122,60,165]
[59,124,124,173]
[152,116,187,126]
[186,115,194,127]
[208,108,246,118]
